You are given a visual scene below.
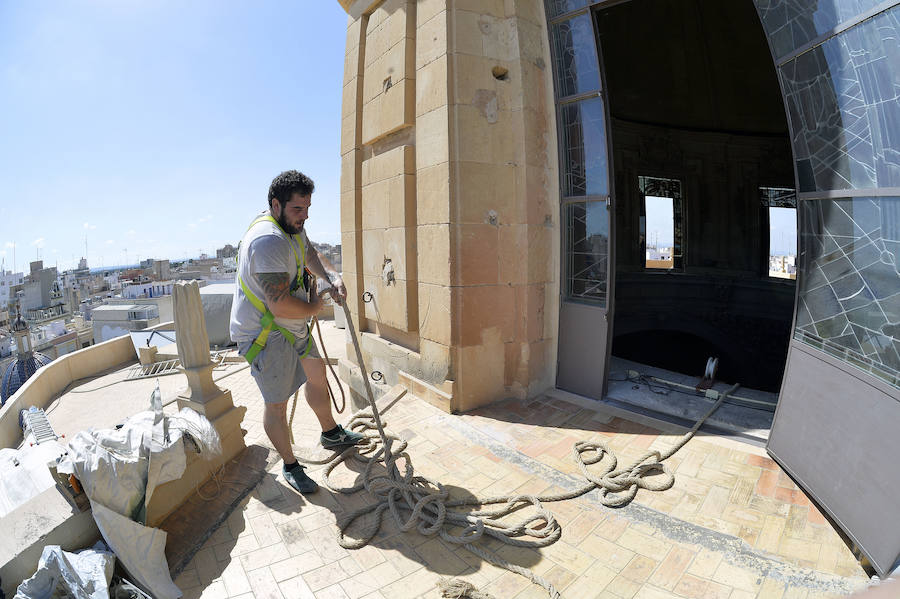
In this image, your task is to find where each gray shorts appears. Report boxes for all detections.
[239,332,321,404]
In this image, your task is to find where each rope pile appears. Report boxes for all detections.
[296,300,739,599]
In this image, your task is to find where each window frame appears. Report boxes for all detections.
[760,186,798,281]
[563,196,611,304]
[638,175,684,272]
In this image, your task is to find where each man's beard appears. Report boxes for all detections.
[277,211,304,235]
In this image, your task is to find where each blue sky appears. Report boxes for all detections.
[0,1,348,273]
[769,206,797,255]
[645,196,674,248]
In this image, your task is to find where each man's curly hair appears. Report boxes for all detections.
[268,170,315,208]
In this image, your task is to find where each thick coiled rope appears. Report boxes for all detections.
[297,299,738,599]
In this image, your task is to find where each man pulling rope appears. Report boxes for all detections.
[230,172,744,598]
[229,170,364,496]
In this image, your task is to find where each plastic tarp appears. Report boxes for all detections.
[13,543,114,599]
[0,441,68,518]
[56,389,221,599]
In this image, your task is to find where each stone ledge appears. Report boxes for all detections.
[0,487,99,597]
[338,358,392,412]
[398,370,454,413]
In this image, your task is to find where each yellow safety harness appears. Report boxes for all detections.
[237,214,314,364]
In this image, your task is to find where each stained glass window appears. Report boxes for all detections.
[547,0,589,20]
[546,2,609,306]
[779,7,900,193]
[566,201,609,304]
[755,0,883,60]
[551,13,601,98]
[795,197,900,388]
[560,97,608,197]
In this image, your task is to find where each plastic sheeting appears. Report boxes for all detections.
[13,543,114,599]
[56,395,221,599]
[59,423,151,520]
[0,440,67,518]
[89,505,180,599]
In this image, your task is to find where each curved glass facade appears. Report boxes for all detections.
[755,0,885,60]
[559,97,608,197]
[757,1,900,389]
[544,0,900,388]
[795,197,900,386]
[548,0,589,20]
[547,4,610,306]
[551,13,601,98]
[778,6,900,192]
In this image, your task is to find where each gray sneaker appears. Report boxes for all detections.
[282,463,318,494]
[320,425,365,449]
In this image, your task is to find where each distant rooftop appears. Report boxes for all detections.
[92,304,149,312]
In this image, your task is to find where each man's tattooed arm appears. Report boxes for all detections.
[255,271,319,318]
[256,272,291,305]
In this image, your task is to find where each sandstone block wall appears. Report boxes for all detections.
[339,0,559,412]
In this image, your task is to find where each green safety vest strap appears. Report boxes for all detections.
[238,214,313,365]
[245,215,306,275]
[241,316,313,364]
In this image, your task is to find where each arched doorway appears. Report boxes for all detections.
[548,0,900,576]
[597,0,796,401]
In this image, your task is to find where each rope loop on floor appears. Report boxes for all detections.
[296,300,739,599]
[298,383,735,598]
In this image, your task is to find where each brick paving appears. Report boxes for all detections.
[463,392,865,581]
[36,320,872,599]
[163,324,870,599]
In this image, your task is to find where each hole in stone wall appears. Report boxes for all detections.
[383,77,392,92]
[491,66,508,81]
[382,258,395,286]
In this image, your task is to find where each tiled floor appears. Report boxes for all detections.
[171,325,871,599]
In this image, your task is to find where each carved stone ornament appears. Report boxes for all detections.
[173,281,211,369]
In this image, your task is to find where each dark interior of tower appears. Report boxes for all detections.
[596,0,796,392]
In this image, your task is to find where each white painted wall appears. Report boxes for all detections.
[97,324,130,343]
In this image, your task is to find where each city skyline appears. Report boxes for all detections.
[0,240,343,275]
[0,2,347,275]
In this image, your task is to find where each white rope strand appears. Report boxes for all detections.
[294,300,736,599]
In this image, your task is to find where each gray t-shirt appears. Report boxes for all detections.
[229,214,311,344]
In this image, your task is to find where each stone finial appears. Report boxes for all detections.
[158,280,247,527]
[173,281,211,369]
